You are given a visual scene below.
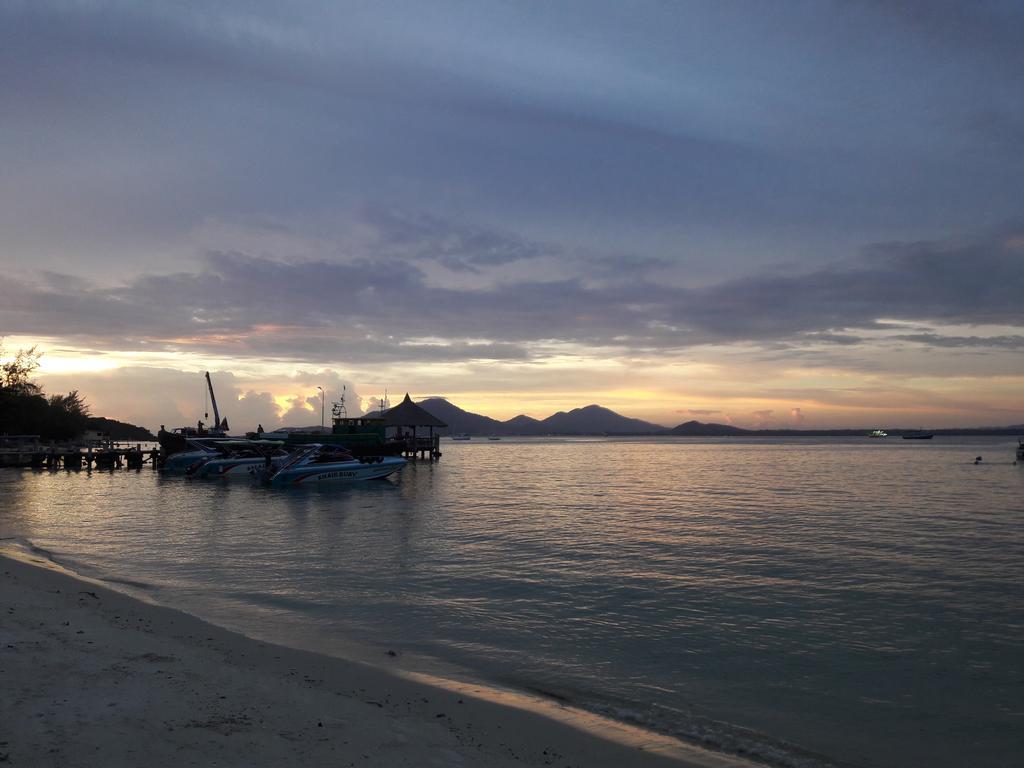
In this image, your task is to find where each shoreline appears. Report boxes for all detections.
[0,547,759,768]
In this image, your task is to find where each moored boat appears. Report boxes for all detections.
[1017,439,1024,462]
[451,433,471,441]
[265,444,406,485]
[160,438,227,474]
[902,430,934,440]
[188,440,288,478]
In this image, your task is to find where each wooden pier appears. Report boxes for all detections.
[397,434,443,461]
[0,441,160,470]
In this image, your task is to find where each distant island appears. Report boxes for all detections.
[663,420,1023,438]
[84,416,156,442]
[410,398,1023,438]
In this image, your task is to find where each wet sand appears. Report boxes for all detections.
[0,551,756,768]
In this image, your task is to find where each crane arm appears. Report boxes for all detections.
[205,372,221,431]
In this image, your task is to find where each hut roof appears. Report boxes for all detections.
[380,393,447,428]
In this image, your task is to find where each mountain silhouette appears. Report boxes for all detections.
[537,404,664,434]
[381,399,1024,437]
[668,420,748,436]
[415,398,664,435]
[503,414,542,432]
[417,398,507,435]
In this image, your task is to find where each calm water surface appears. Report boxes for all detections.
[2,437,1022,767]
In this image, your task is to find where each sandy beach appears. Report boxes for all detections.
[0,550,756,768]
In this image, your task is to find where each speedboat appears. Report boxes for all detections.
[868,429,888,438]
[265,444,406,486]
[161,438,228,474]
[187,440,289,479]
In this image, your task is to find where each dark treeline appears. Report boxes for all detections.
[1,345,91,440]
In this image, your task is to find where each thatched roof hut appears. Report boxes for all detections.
[380,393,447,430]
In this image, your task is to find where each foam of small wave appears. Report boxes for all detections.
[0,536,155,594]
[583,699,847,768]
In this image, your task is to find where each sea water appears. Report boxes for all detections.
[1,437,1022,767]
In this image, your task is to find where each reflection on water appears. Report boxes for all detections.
[2,437,1022,768]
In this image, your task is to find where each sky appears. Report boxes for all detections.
[2,0,1023,430]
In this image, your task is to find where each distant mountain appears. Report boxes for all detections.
[666,420,1024,437]
[503,414,542,432]
[85,416,156,441]
[668,420,749,436]
[537,404,664,435]
[417,398,508,436]
[387,399,1024,438]
[415,399,664,436]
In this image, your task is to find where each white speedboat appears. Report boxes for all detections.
[868,429,888,438]
[266,444,406,486]
[189,440,288,479]
[160,438,226,474]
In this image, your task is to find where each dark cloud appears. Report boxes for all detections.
[671,227,1024,339]
[795,333,865,346]
[890,334,1024,350]
[357,206,557,272]
[2,225,1022,363]
[842,0,1024,53]
[3,0,1023,284]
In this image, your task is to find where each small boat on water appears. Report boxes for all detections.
[1017,439,1024,462]
[902,430,934,440]
[487,436,501,441]
[868,429,888,438]
[265,444,406,485]
[451,433,471,441]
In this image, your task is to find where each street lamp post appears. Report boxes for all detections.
[317,386,324,429]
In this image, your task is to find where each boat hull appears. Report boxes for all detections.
[195,457,274,478]
[161,450,214,474]
[270,456,406,485]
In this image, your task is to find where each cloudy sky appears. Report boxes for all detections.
[2,0,1022,430]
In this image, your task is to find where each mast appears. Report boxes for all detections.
[331,385,348,422]
[205,371,221,431]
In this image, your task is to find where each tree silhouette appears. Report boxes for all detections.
[0,343,91,439]
[1,344,41,395]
